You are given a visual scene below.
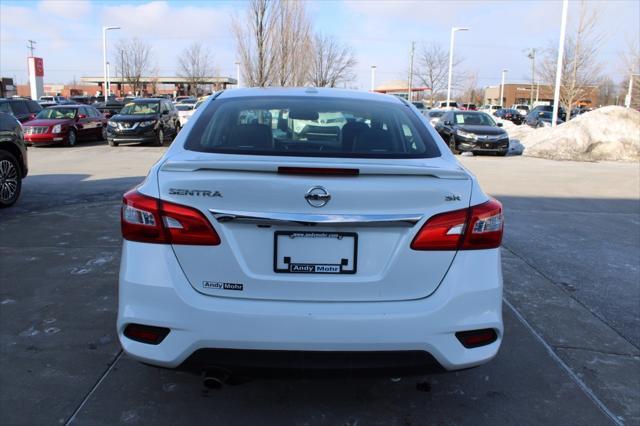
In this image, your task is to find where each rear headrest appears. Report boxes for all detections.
[341,121,369,151]
[353,127,394,152]
[224,123,273,149]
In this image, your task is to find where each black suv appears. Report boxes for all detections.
[106,98,180,147]
[0,112,28,207]
[0,98,42,123]
[435,110,509,156]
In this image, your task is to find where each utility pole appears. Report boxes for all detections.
[408,41,415,102]
[552,0,568,128]
[527,48,536,106]
[27,40,36,56]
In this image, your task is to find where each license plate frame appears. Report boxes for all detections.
[273,231,358,274]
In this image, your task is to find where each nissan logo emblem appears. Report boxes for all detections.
[305,186,331,208]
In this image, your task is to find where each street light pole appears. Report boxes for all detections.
[408,42,415,102]
[500,68,508,107]
[371,65,376,92]
[235,62,241,88]
[446,27,468,109]
[102,26,120,102]
[106,62,110,97]
[551,0,568,128]
[625,73,639,108]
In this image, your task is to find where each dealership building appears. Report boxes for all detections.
[484,83,599,107]
[17,75,237,98]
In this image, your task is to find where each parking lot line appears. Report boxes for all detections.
[64,350,124,426]
[504,299,622,426]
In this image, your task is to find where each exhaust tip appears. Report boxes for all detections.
[203,376,224,389]
[202,368,231,389]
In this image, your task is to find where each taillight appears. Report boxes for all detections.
[460,198,503,249]
[121,190,220,245]
[411,198,503,251]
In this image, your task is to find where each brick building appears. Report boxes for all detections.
[484,83,599,107]
[17,75,237,98]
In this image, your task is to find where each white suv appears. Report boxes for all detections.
[118,88,503,380]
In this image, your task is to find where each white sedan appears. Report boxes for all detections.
[118,88,504,383]
[175,103,194,126]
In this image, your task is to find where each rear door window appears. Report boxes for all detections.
[27,100,42,113]
[10,101,28,116]
[185,96,441,159]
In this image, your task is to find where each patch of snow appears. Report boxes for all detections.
[504,106,640,162]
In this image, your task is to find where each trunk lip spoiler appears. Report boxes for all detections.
[162,161,469,179]
[209,209,423,227]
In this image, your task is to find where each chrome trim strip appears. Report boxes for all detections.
[209,209,423,227]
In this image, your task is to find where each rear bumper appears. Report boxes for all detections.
[178,348,445,376]
[118,243,503,372]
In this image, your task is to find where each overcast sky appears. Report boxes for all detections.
[1,0,638,91]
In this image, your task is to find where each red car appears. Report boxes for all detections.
[23,105,108,147]
[460,103,477,111]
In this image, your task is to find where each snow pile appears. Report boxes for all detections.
[511,106,640,162]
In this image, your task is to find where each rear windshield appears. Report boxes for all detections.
[176,105,193,111]
[185,96,441,158]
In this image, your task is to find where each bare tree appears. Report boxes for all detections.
[309,33,357,87]
[178,42,216,96]
[232,0,278,87]
[539,2,602,119]
[619,34,640,108]
[114,38,153,95]
[273,0,312,86]
[460,72,482,106]
[596,77,617,106]
[415,42,463,106]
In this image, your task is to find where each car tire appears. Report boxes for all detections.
[0,151,21,208]
[448,136,460,155]
[108,139,118,147]
[156,128,164,146]
[65,129,77,147]
[174,123,181,138]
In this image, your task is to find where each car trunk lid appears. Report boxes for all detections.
[158,153,472,302]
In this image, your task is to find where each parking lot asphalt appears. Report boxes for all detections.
[1,142,638,425]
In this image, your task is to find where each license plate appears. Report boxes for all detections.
[484,143,492,148]
[274,231,357,274]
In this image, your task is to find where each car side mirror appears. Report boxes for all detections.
[497,122,503,127]
[444,120,452,126]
